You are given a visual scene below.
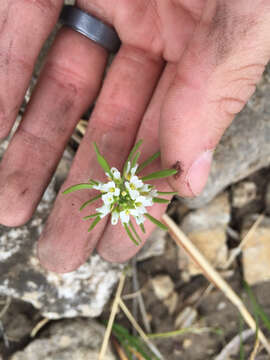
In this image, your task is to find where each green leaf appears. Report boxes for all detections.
[89,179,99,185]
[129,220,142,244]
[157,191,178,196]
[88,216,101,232]
[83,213,100,220]
[62,183,93,194]
[79,194,102,211]
[140,223,146,233]
[145,213,168,231]
[123,139,143,174]
[244,281,270,331]
[141,168,178,181]
[137,151,160,174]
[131,151,140,170]
[93,142,111,176]
[124,223,139,246]
[153,197,170,204]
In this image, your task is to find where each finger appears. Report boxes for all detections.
[160,1,270,197]
[38,44,163,273]
[0,0,64,138]
[0,27,107,226]
[97,63,177,262]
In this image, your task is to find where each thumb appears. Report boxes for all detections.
[160,1,270,197]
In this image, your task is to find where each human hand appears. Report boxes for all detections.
[0,0,269,272]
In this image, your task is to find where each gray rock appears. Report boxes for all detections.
[182,63,270,208]
[11,318,116,360]
[232,181,257,208]
[136,228,166,261]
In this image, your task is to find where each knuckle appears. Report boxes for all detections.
[45,60,92,96]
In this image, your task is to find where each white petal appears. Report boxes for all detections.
[111,211,119,225]
[131,164,138,176]
[136,195,152,207]
[102,193,114,205]
[111,167,121,180]
[114,187,120,196]
[135,215,145,225]
[120,210,130,224]
[130,208,140,217]
[92,182,104,191]
[130,175,143,188]
[102,181,116,192]
[96,205,110,218]
[125,161,131,176]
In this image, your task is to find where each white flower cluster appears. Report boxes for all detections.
[93,161,157,226]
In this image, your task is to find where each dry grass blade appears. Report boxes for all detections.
[112,338,129,360]
[99,272,126,360]
[0,297,11,318]
[225,213,264,269]
[249,335,261,360]
[31,318,50,338]
[118,298,163,360]
[162,214,270,355]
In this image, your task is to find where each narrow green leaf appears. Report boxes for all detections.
[89,179,99,185]
[145,213,168,231]
[140,223,146,234]
[131,151,140,170]
[129,220,142,244]
[137,151,160,174]
[141,168,178,181]
[153,197,170,204]
[157,191,178,196]
[244,281,270,331]
[93,142,111,175]
[124,223,139,246]
[83,213,100,220]
[123,139,143,174]
[79,194,102,211]
[88,216,101,232]
[62,183,93,194]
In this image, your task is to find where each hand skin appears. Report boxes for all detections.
[0,0,269,272]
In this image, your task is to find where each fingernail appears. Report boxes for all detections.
[186,150,213,196]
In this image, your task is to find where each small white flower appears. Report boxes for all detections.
[136,195,153,207]
[96,204,111,218]
[102,192,115,205]
[92,182,104,191]
[111,167,121,180]
[135,214,145,225]
[111,211,119,225]
[125,181,140,200]
[120,210,130,224]
[130,175,143,189]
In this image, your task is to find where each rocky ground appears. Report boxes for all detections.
[1,2,270,359]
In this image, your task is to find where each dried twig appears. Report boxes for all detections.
[162,214,270,355]
[249,335,261,360]
[0,297,11,319]
[112,338,129,360]
[132,258,151,333]
[98,272,126,360]
[31,318,50,338]
[118,298,163,360]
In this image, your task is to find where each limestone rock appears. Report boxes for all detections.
[182,64,270,208]
[232,181,257,208]
[242,215,270,285]
[136,228,166,262]
[11,319,115,360]
[151,275,174,301]
[179,193,230,276]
